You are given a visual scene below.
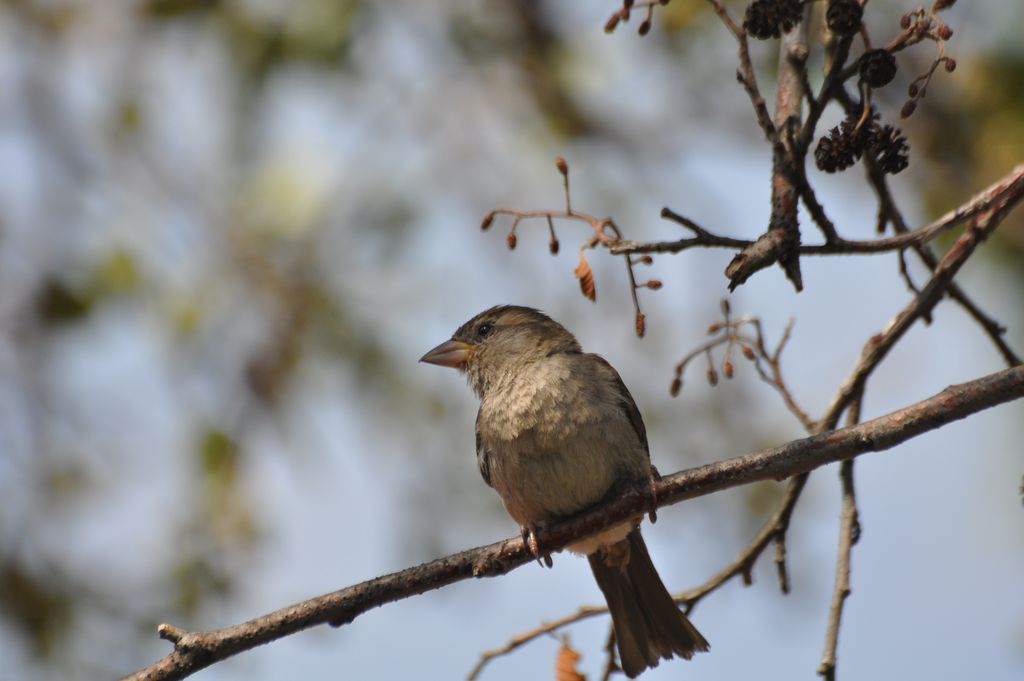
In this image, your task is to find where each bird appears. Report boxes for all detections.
[420,305,708,677]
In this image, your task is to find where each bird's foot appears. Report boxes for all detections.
[521,522,554,568]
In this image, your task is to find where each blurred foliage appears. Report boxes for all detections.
[199,428,240,495]
[34,250,139,325]
[449,0,599,138]
[36,279,93,325]
[658,1,709,33]
[0,562,72,656]
[143,0,362,86]
[915,53,1024,261]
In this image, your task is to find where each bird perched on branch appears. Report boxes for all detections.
[420,305,708,677]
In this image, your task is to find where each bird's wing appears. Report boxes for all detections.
[474,408,493,487]
[588,354,650,458]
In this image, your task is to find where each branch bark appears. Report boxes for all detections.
[725,6,811,292]
[123,365,1024,681]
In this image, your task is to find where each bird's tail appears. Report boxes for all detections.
[587,529,709,678]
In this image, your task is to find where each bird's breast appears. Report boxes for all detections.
[477,362,644,525]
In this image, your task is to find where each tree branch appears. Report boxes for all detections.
[122,365,1024,681]
[817,459,860,680]
[704,0,777,143]
[821,164,1024,429]
[862,157,1024,367]
[611,163,1024,259]
[466,604,609,681]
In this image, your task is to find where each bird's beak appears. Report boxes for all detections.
[419,339,474,369]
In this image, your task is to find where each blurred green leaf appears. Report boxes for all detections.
[141,0,220,19]
[914,54,1024,262]
[172,556,232,616]
[199,427,239,487]
[93,249,140,295]
[282,0,361,66]
[36,279,93,325]
[0,562,72,657]
[659,1,710,32]
[114,98,143,140]
[169,297,204,338]
[743,479,784,519]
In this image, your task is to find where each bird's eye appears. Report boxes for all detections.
[476,321,494,339]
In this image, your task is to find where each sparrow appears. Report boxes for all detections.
[420,305,708,677]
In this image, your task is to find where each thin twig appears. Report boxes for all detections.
[793,162,840,244]
[749,318,815,432]
[672,312,813,433]
[704,0,777,143]
[862,157,1023,367]
[466,605,608,681]
[485,159,655,335]
[817,394,863,680]
[681,473,808,611]
[600,627,618,681]
[817,459,859,680]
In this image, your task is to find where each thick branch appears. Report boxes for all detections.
[123,365,1024,681]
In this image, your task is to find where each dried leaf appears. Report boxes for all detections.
[555,642,586,681]
[574,252,596,302]
[604,11,621,33]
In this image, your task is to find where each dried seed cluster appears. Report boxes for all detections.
[825,0,862,38]
[743,0,804,40]
[815,113,909,175]
[865,124,910,175]
[859,49,897,89]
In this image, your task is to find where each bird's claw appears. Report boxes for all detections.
[522,522,554,568]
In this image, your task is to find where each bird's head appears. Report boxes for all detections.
[419,305,581,396]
